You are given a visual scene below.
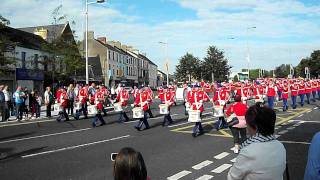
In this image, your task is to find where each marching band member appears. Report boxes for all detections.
[213,86,230,130]
[282,81,289,111]
[276,81,283,101]
[92,88,106,127]
[145,86,154,118]
[99,85,109,116]
[160,86,174,126]
[56,88,69,122]
[131,86,138,99]
[188,85,210,137]
[311,80,318,102]
[169,86,177,106]
[266,80,277,109]
[290,80,298,109]
[298,80,306,107]
[305,80,312,104]
[116,84,130,123]
[75,84,89,120]
[133,87,151,131]
[317,79,320,100]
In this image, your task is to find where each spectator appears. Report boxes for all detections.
[29,90,37,119]
[67,84,75,115]
[44,87,53,117]
[0,85,5,122]
[225,95,248,154]
[227,105,286,180]
[3,86,12,120]
[304,132,320,180]
[24,87,30,120]
[14,86,25,121]
[113,147,149,180]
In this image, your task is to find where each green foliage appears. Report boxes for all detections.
[175,53,201,82]
[249,69,259,79]
[233,75,239,82]
[202,46,231,82]
[0,15,16,75]
[274,64,290,78]
[295,50,320,78]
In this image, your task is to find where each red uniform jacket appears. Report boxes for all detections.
[94,91,104,110]
[162,91,174,108]
[187,90,209,112]
[60,91,68,108]
[78,87,88,105]
[134,91,150,111]
[116,89,129,107]
[305,82,312,94]
[282,85,289,99]
[266,85,276,97]
[298,82,305,95]
[290,83,299,96]
[213,88,229,106]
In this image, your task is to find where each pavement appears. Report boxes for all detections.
[0,96,319,180]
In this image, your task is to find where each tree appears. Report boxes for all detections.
[41,5,83,84]
[175,53,201,82]
[0,15,16,75]
[249,69,259,79]
[274,64,290,78]
[202,46,231,82]
[295,50,320,78]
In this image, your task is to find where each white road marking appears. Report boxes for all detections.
[168,117,215,128]
[287,127,296,130]
[0,119,56,127]
[298,114,304,118]
[278,130,288,134]
[0,128,92,144]
[211,164,232,173]
[307,110,312,113]
[22,135,130,158]
[280,140,311,145]
[124,114,179,124]
[230,158,237,163]
[314,107,318,110]
[275,127,280,130]
[195,175,214,180]
[275,135,281,139]
[282,122,289,125]
[214,152,229,159]
[192,160,213,170]
[167,170,192,180]
[293,123,302,127]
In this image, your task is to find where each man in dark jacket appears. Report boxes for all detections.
[0,85,5,122]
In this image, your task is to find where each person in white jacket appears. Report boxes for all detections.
[228,104,286,180]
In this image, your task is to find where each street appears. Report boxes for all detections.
[0,97,319,180]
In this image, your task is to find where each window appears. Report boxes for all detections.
[109,64,111,70]
[108,51,111,60]
[44,56,48,71]
[34,54,39,69]
[113,52,115,60]
[21,52,26,68]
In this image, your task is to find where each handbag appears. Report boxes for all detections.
[226,105,239,127]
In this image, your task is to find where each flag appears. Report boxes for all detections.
[164,62,169,72]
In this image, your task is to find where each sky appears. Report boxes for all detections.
[1,0,320,73]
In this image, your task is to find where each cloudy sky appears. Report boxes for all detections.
[1,0,320,73]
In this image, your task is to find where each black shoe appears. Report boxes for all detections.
[135,126,141,131]
[168,121,173,125]
[198,131,204,136]
[192,133,197,137]
[65,119,70,121]
[143,127,150,130]
[100,123,106,126]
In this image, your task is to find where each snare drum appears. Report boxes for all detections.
[74,102,81,110]
[88,105,98,115]
[188,110,201,122]
[113,102,123,112]
[213,106,224,117]
[159,104,169,114]
[54,103,62,112]
[132,107,144,119]
[218,100,226,106]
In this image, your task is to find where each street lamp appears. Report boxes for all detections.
[159,41,169,86]
[85,0,105,84]
[246,26,256,80]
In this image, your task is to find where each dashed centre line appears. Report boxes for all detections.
[167,170,192,180]
[211,164,232,173]
[192,160,213,170]
[278,130,288,135]
[214,152,229,159]
[195,175,214,180]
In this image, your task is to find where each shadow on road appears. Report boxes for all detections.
[0,146,48,162]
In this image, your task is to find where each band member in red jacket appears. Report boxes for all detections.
[145,86,154,118]
[116,84,130,122]
[290,80,298,109]
[160,86,175,126]
[298,80,306,106]
[133,87,151,131]
[266,81,277,109]
[282,82,289,111]
[56,88,69,122]
[187,85,210,137]
[305,80,312,104]
[92,89,106,127]
[311,80,318,102]
[213,86,230,130]
[75,85,89,120]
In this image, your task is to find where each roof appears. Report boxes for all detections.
[138,54,158,67]
[18,23,67,43]
[0,26,48,50]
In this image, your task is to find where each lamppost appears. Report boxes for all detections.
[85,0,105,84]
[246,26,256,80]
[159,41,169,86]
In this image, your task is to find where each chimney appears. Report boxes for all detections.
[97,37,107,44]
[84,31,94,40]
